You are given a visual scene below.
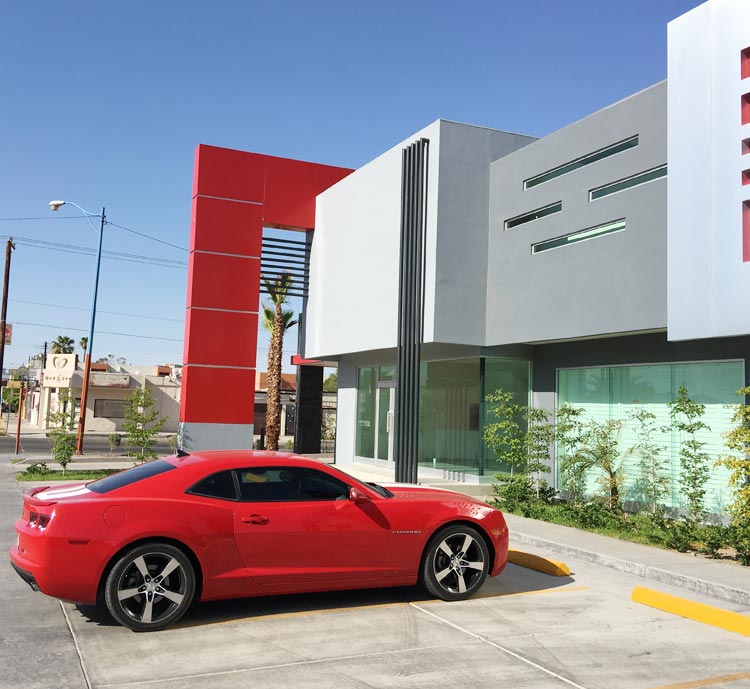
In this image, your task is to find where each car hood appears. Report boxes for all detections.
[380,482,486,504]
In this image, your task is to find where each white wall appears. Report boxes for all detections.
[305,121,441,359]
[668,0,750,340]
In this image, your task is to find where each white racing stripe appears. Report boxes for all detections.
[35,485,91,500]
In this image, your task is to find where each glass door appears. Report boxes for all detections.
[375,384,395,463]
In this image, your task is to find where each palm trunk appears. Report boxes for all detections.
[265,301,285,450]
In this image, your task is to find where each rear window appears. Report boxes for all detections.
[87,459,176,494]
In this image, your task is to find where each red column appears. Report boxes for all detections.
[180,144,352,450]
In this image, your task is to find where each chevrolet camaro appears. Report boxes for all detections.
[10,451,509,631]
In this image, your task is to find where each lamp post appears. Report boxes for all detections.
[49,200,105,454]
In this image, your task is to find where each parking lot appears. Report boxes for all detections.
[3,458,750,689]
[18,549,750,689]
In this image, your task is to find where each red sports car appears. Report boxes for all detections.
[10,451,509,631]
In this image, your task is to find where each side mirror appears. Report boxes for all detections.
[349,487,370,504]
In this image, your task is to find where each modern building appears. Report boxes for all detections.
[179,0,750,514]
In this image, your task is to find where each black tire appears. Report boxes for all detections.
[104,542,195,631]
[421,525,489,601]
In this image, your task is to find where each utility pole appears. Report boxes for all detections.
[0,237,15,389]
[14,381,24,455]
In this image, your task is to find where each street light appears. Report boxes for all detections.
[49,200,106,454]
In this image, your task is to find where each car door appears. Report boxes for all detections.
[233,466,390,585]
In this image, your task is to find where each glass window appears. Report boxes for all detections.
[557,361,744,514]
[94,399,127,418]
[589,165,667,200]
[524,136,639,189]
[505,202,562,230]
[532,219,625,254]
[88,460,176,494]
[482,358,532,474]
[188,471,238,501]
[236,467,348,502]
[356,367,376,458]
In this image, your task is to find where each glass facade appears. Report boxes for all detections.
[355,358,530,475]
[558,361,744,513]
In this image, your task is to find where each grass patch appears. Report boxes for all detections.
[16,463,121,482]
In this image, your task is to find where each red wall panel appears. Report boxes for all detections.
[192,145,266,203]
[180,365,255,424]
[191,196,263,256]
[184,309,259,368]
[186,252,261,312]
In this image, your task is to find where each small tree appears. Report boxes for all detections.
[48,389,76,474]
[108,432,122,456]
[79,337,88,355]
[556,404,588,504]
[578,419,625,511]
[628,405,670,513]
[718,387,750,562]
[323,371,338,393]
[668,385,711,522]
[123,389,167,461]
[484,390,553,508]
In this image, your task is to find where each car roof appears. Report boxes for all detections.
[166,450,330,472]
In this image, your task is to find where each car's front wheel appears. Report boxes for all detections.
[421,525,489,601]
[104,542,195,631]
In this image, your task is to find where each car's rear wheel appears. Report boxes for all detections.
[104,542,195,631]
[421,525,489,601]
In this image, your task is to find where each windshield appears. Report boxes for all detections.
[365,482,394,498]
[324,464,393,498]
[87,459,176,494]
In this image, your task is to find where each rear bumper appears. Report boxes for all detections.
[10,559,40,591]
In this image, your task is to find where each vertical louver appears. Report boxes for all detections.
[395,138,429,483]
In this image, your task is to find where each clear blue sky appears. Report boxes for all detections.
[0,0,703,371]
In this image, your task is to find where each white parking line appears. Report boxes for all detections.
[409,602,590,689]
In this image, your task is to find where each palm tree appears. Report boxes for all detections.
[50,335,74,354]
[79,337,88,355]
[261,273,298,451]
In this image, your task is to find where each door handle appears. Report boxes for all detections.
[241,514,269,524]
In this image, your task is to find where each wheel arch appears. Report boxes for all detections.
[419,519,495,579]
[97,536,204,605]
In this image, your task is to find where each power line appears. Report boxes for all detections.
[108,222,188,252]
[13,321,183,342]
[0,216,188,253]
[0,215,89,221]
[9,299,184,323]
[7,235,187,269]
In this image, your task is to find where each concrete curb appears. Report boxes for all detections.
[509,530,750,607]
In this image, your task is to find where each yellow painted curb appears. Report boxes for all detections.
[507,548,571,576]
[631,586,750,637]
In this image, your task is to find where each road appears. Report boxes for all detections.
[0,415,174,458]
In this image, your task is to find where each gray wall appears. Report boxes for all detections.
[431,121,536,345]
[487,82,668,346]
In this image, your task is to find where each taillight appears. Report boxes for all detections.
[28,511,52,530]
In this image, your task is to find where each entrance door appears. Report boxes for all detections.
[375,384,395,463]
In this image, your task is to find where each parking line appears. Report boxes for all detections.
[410,602,589,689]
[176,584,590,629]
[647,672,750,689]
[631,586,750,637]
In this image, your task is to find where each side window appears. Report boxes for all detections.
[237,468,302,502]
[296,468,349,501]
[188,471,238,501]
[235,467,349,502]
